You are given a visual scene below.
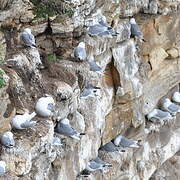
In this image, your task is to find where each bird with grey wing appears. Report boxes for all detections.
[35,95,55,118]
[147,109,173,125]
[54,118,85,140]
[80,82,101,98]
[172,92,180,103]
[87,16,118,38]
[0,161,6,175]
[130,18,146,42]
[99,141,125,153]
[88,60,103,74]
[0,131,15,148]
[11,111,37,130]
[161,98,180,116]
[74,42,87,62]
[20,28,37,48]
[113,135,141,148]
[80,157,112,176]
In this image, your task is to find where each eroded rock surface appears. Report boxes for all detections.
[0,0,180,180]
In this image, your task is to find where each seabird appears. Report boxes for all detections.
[54,118,85,140]
[162,98,180,116]
[80,82,100,98]
[11,112,37,130]
[130,18,146,42]
[0,131,15,148]
[172,92,180,103]
[88,60,102,72]
[113,135,141,148]
[94,157,112,167]
[74,42,87,62]
[20,28,37,47]
[35,96,55,118]
[147,109,173,124]
[99,141,125,153]
[87,16,118,37]
[0,161,6,175]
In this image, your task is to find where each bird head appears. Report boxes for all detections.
[164,98,171,105]
[61,118,70,125]
[3,131,13,138]
[99,16,107,24]
[24,28,32,34]
[147,109,157,119]
[113,135,122,146]
[0,161,6,168]
[78,42,85,48]
[130,18,136,24]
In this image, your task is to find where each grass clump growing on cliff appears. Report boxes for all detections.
[0,70,6,88]
[30,0,74,19]
[48,54,58,62]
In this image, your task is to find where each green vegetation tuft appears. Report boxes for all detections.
[30,0,74,19]
[0,70,6,88]
[48,54,58,62]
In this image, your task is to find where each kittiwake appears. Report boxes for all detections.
[162,98,180,116]
[11,112,37,130]
[80,82,101,98]
[35,95,55,118]
[172,92,180,103]
[87,16,118,37]
[0,131,15,148]
[85,159,104,172]
[54,118,85,140]
[99,141,125,153]
[20,28,37,47]
[88,60,102,73]
[113,135,141,148]
[0,161,6,175]
[147,109,173,124]
[130,18,146,42]
[74,42,87,62]
[94,157,112,167]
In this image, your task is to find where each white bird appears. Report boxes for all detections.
[74,42,87,62]
[35,96,55,118]
[20,28,36,47]
[85,160,104,172]
[11,112,37,130]
[54,118,85,140]
[162,98,180,116]
[172,92,180,103]
[0,131,15,148]
[113,135,141,148]
[147,109,173,124]
[0,161,6,175]
[130,18,146,42]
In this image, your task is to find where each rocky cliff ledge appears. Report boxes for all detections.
[0,0,180,179]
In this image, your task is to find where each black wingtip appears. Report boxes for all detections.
[80,133,86,135]
[121,149,126,152]
[32,44,37,48]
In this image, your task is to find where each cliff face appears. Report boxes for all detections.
[0,0,180,180]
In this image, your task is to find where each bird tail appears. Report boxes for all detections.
[29,112,37,120]
[130,143,140,148]
[71,135,80,140]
